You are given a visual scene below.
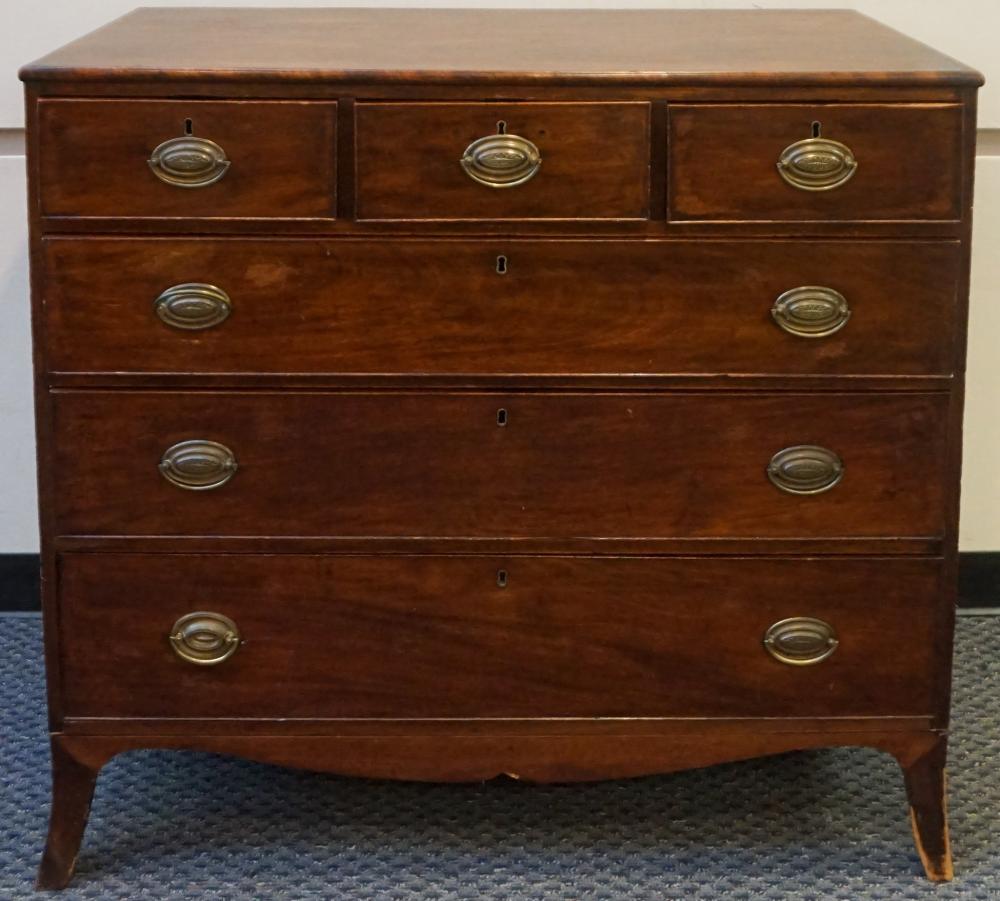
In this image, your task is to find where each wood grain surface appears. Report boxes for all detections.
[669,104,964,221]
[19,9,983,86]
[50,390,949,540]
[56,553,942,720]
[356,102,649,220]
[41,237,961,378]
[37,99,337,219]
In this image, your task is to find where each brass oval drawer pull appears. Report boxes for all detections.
[159,439,237,490]
[148,135,230,188]
[169,611,240,665]
[154,283,231,330]
[461,133,542,188]
[777,136,857,191]
[767,445,843,495]
[771,286,851,338]
[764,617,839,666]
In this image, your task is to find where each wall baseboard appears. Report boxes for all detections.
[0,554,40,612]
[1,551,999,612]
[958,552,1000,610]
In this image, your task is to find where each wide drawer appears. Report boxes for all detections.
[36,99,338,220]
[355,102,650,220]
[669,104,964,221]
[42,238,961,378]
[57,553,942,720]
[51,391,948,539]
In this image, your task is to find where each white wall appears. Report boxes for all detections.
[964,155,1000,551]
[0,151,35,552]
[0,2,997,552]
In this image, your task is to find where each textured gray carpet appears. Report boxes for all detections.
[2,614,998,899]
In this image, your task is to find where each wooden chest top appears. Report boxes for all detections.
[20,8,982,87]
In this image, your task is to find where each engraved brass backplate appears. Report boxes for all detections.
[777,137,857,191]
[764,617,839,666]
[169,611,240,665]
[154,283,231,330]
[148,135,230,188]
[767,445,843,495]
[461,134,542,188]
[159,439,237,490]
[772,286,851,338]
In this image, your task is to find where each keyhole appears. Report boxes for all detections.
[496,569,508,588]
[496,408,508,427]
[496,255,508,275]
[184,118,194,135]
[811,120,822,138]
[496,120,507,135]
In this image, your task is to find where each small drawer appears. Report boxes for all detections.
[355,102,651,220]
[51,391,948,540]
[36,99,338,220]
[42,237,960,378]
[57,553,942,720]
[669,104,964,221]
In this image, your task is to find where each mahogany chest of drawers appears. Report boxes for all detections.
[20,8,982,888]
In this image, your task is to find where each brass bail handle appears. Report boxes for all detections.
[149,119,230,188]
[159,439,238,490]
[169,612,241,665]
[767,445,844,495]
[771,286,851,338]
[154,283,232,330]
[777,121,857,191]
[461,119,542,188]
[764,617,839,666]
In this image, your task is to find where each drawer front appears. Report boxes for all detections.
[669,104,963,221]
[52,391,948,539]
[355,102,650,220]
[37,100,337,219]
[42,238,960,378]
[58,553,941,720]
